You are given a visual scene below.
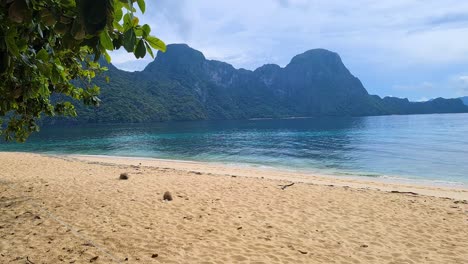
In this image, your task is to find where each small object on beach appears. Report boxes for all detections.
[26,256,34,264]
[89,256,98,262]
[390,191,418,195]
[163,191,173,201]
[119,173,129,180]
[361,244,368,248]
[279,182,295,190]
[237,226,243,230]
[151,254,159,258]
[298,250,308,254]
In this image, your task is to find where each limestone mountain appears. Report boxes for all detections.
[47,44,468,124]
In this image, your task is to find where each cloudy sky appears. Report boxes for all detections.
[110,0,468,101]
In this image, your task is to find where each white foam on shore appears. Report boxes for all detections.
[65,153,468,191]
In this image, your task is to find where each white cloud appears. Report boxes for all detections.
[456,75,468,85]
[109,1,468,98]
[450,75,468,95]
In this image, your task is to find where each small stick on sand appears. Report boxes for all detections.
[279,183,295,190]
[390,191,418,195]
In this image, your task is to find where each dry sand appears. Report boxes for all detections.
[0,152,467,263]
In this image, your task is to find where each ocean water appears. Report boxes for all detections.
[1,113,468,185]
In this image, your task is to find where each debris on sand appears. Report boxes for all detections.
[163,191,173,201]
[119,173,129,180]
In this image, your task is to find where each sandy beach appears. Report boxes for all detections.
[0,152,467,263]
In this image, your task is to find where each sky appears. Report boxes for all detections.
[110,0,468,101]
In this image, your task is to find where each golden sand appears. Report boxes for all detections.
[0,152,467,263]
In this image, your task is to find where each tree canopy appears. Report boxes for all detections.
[0,0,165,141]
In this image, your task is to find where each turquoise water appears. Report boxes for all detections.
[1,113,468,185]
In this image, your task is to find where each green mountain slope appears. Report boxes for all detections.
[47,44,468,124]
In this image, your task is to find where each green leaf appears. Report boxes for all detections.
[134,27,143,37]
[114,6,123,23]
[5,34,20,57]
[142,24,151,37]
[37,63,52,76]
[123,13,132,30]
[144,41,154,58]
[38,83,50,96]
[100,30,114,50]
[112,34,123,49]
[104,51,111,63]
[135,39,146,58]
[113,21,124,32]
[137,0,146,13]
[123,29,137,52]
[36,49,49,61]
[17,38,28,52]
[145,36,166,52]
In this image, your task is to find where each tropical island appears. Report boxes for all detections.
[48,44,468,125]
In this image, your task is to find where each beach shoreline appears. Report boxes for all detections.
[3,150,468,198]
[67,153,468,200]
[1,152,467,263]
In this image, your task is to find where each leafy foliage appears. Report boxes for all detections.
[0,0,165,141]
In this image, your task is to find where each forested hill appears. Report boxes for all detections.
[47,44,468,124]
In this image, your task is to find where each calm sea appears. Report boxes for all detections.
[1,113,468,186]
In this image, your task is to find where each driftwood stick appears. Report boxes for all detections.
[390,191,418,195]
[279,182,295,190]
[26,256,35,264]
